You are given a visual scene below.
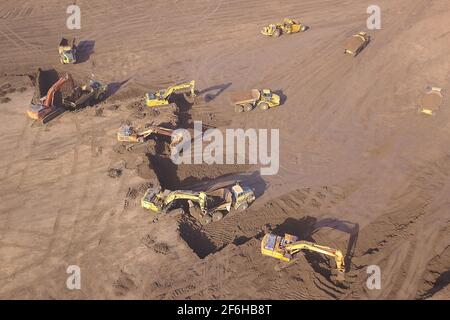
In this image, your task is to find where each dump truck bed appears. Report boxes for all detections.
[345,35,366,53]
[231,89,260,104]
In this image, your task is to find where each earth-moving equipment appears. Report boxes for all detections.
[59,38,77,64]
[27,73,70,123]
[419,86,445,116]
[145,80,196,108]
[62,79,108,110]
[344,32,370,57]
[233,89,280,112]
[117,124,183,147]
[141,182,255,225]
[261,18,307,37]
[261,233,346,283]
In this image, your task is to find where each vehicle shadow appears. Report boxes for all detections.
[106,78,131,99]
[76,40,95,64]
[199,82,232,102]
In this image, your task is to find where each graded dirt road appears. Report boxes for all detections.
[0,0,449,299]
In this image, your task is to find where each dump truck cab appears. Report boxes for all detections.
[230,183,255,210]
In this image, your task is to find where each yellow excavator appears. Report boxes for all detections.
[261,233,346,283]
[141,182,255,225]
[145,80,196,107]
[117,124,183,147]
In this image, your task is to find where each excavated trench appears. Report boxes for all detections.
[131,93,260,258]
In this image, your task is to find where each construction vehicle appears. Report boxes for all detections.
[261,233,346,283]
[62,79,108,110]
[59,38,77,64]
[261,18,307,37]
[117,124,183,148]
[145,80,196,108]
[27,73,70,123]
[141,182,255,225]
[233,89,280,112]
[344,32,370,57]
[419,86,445,115]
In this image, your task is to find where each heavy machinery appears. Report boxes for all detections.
[62,79,108,110]
[261,233,346,283]
[344,32,370,57]
[27,73,70,123]
[117,124,183,147]
[145,80,196,108]
[261,18,307,37]
[141,182,255,225]
[233,89,280,112]
[418,86,445,115]
[59,38,77,64]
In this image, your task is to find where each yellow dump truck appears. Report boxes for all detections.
[232,89,281,112]
[344,32,370,57]
[58,38,77,64]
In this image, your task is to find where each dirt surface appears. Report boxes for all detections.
[1,0,450,300]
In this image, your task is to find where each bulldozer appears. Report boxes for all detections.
[261,18,307,37]
[62,79,108,110]
[233,89,280,112]
[344,32,370,57]
[141,182,255,225]
[145,80,196,108]
[117,124,183,148]
[27,73,70,123]
[261,233,346,283]
[58,37,77,64]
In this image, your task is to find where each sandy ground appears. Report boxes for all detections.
[1,0,450,299]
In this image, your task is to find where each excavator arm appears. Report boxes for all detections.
[285,241,345,274]
[140,126,183,146]
[261,233,346,282]
[44,73,69,107]
[163,190,207,213]
[162,80,196,99]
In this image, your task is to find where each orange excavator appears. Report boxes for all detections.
[27,73,69,123]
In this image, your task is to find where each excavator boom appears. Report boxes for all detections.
[27,73,70,122]
[117,125,183,146]
[45,74,69,107]
[162,80,196,99]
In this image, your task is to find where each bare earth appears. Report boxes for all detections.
[1,0,450,299]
